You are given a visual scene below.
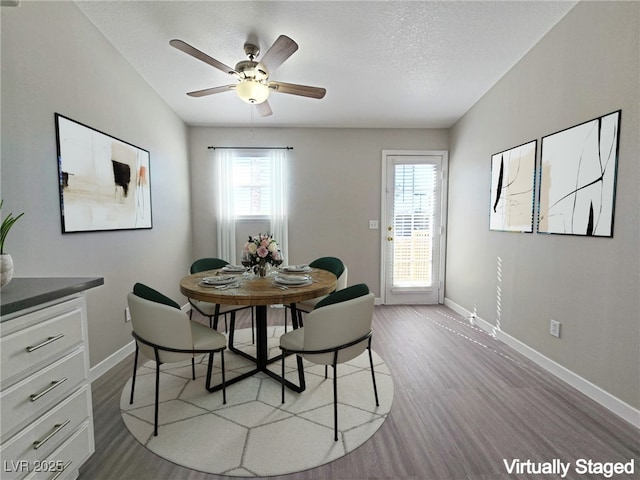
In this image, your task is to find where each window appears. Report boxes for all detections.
[215,148,288,264]
[232,154,272,217]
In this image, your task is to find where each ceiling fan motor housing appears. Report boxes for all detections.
[235,60,268,81]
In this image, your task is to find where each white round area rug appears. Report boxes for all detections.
[120,326,394,477]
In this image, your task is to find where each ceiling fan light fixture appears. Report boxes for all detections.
[236,80,269,104]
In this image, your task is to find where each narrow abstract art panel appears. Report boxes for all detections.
[489,140,537,233]
[538,110,620,237]
[55,114,152,233]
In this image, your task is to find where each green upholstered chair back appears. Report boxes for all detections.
[133,282,181,309]
[190,258,228,274]
[314,283,369,309]
[309,257,345,280]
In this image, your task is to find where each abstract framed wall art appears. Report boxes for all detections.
[537,110,620,237]
[55,114,152,233]
[489,140,537,233]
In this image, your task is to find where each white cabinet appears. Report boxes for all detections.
[1,294,95,480]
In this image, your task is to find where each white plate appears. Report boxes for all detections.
[222,265,247,273]
[275,274,311,285]
[282,265,311,273]
[201,275,235,285]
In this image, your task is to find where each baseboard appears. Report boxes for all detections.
[90,339,136,383]
[444,297,640,429]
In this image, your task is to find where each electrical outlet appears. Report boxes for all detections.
[369,220,379,230]
[125,307,131,322]
[549,319,560,338]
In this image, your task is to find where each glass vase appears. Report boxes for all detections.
[258,264,267,277]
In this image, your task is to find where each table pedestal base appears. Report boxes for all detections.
[207,304,306,393]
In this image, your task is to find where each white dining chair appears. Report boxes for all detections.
[279,283,379,441]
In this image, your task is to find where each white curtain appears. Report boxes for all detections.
[270,149,289,265]
[215,149,236,263]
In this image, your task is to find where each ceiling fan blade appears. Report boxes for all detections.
[269,81,326,99]
[186,85,235,97]
[255,100,273,117]
[259,35,298,73]
[170,39,239,77]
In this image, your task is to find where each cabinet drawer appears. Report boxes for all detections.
[1,306,84,383]
[0,350,87,441]
[0,387,92,480]
[23,423,92,480]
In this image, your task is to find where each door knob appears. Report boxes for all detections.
[387,226,393,231]
[387,236,393,242]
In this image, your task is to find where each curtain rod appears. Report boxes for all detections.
[207,146,293,150]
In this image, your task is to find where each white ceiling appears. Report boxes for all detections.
[75,1,576,129]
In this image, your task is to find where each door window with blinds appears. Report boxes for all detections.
[393,163,437,287]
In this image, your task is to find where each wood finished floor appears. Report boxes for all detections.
[79,305,639,480]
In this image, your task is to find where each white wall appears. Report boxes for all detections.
[447,1,639,409]
[1,1,192,367]
[188,127,449,297]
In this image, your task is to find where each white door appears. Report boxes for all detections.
[381,151,448,304]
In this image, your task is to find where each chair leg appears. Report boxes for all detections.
[368,341,380,407]
[296,355,306,391]
[221,350,226,404]
[129,343,139,404]
[191,357,196,380]
[281,353,286,404]
[333,363,338,441]
[153,352,161,437]
[206,351,214,389]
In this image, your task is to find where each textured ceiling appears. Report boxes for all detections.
[75,1,576,128]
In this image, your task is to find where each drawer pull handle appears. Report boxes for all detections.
[51,461,72,480]
[26,333,66,352]
[33,418,71,450]
[30,377,68,402]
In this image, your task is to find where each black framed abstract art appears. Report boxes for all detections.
[489,140,537,233]
[55,113,152,233]
[537,110,620,237]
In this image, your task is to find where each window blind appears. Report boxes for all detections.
[232,155,272,216]
[393,163,437,287]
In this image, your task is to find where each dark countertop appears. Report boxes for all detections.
[1,277,104,318]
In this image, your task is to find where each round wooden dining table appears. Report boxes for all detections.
[180,268,337,392]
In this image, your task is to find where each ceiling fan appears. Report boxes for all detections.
[169,35,326,117]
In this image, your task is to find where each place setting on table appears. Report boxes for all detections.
[194,264,315,291]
